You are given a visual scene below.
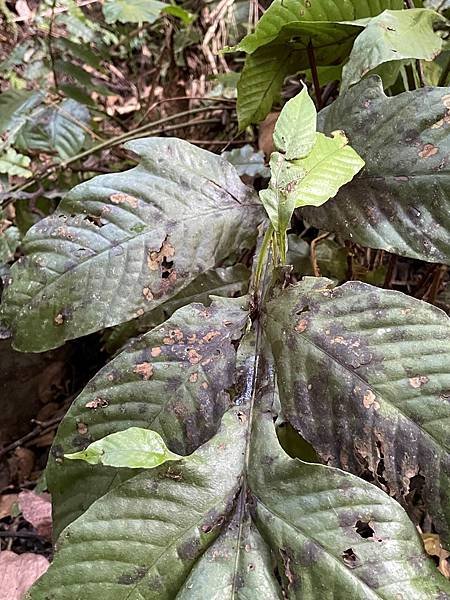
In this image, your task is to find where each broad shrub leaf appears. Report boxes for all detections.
[103,0,167,24]
[104,264,251,353]
[264,277,450,543]
[341,9,446,92]
[0,138,262,351]
[0,89,43,145]
[64,427,182,468]
[235,0,403,54]
[47,297,248,537]
[30,393,450,598]
[234,0,403,127]
[303,77,450,263]
[236,25,363,129]
[16,99,90,160]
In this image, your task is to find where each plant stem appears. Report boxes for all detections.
[307,41,322,109]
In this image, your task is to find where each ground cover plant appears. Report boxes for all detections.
[1,0,450,598]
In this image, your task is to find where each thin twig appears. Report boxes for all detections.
[1,106,235,207]
[48,0,59,89]
[0,416,63,459]
[310,232,330,276]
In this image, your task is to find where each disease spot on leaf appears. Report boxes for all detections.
[363,390,380,410]
[142,287,153,301]
[418,144,438,158]
[110,192,139,208]
[134,362,153,380]
[187,349,202,364]
[409,375,429,388]
[295,319,308,332]
[85,397,109,409]
[354,520,375,538]
[54,313,64,326]
[189,372,198,383]
[342,548,360,568]
[202,330,221,343]
[151,346,161,357]
[77,422,88,435]
[163,328,184,344]
[117,566,148,585]
[442,94,450,109]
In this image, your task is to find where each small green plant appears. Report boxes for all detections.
[1,1,450,597]
[1,76,450,598]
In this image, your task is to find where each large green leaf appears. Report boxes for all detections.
[104,264,251,353]
[341,9,446,92]
[302,76,450,263]
[103,0,167,23]
[30,390,450,598]
[0,138,262,352]
[16,99,90,160]
[47,297,248,537]
[235,0,403,54]
[235,0,403,127]
[264,277,450,542]
[0,89,43,146]
[236,26,362,128]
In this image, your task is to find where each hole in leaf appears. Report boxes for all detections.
[342,548,360,568]
[354,520,374,538]
[276,422,320,462]
[295,305,309,316]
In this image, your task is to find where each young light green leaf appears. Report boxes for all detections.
[273,86,317,159]
[65,427,182,468]
[0,148,32,178]
[286,131,365,207]
[341,9,446,92]
[302,77,450,263]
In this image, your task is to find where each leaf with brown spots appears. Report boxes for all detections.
[264,277,450,543]
[30,367,450,600]
[0,138,261,352]
[303,77,450,264]
[46,297,249,537]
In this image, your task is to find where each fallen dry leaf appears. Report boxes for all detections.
[258,111,279,157]
[0,494,18,520]
[7,448,34,484]
[18,490,52,540]
[422,532,450,578]
[0,551,49,600]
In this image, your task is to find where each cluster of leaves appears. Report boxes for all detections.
[232,0,449,128]
[1,0,450,598]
